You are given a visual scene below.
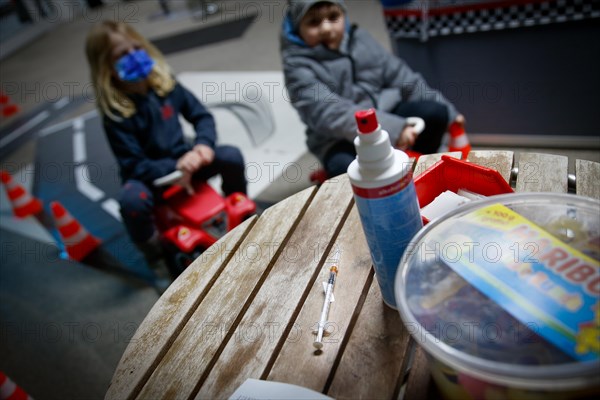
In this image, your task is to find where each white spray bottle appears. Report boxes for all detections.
[347,109,423,309]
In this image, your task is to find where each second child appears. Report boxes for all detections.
[281,0,466,177]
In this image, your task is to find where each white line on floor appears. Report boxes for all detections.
[73,131,86,164]
[75,165,105,202]
[53,97,70,110]
[73,117,84,131]
[38,109,98,137]
[0,111,50,148]
[101,198,122,221]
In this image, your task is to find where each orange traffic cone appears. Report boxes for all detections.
[0,371,33,400]
[0,170,43,218]
[50,201,101,261]
[448,122,471,159]
[404,149,422,161]
[0,91,20,118]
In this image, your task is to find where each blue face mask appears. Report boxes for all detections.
[114,49,155,83]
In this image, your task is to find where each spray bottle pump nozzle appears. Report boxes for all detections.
[355,109,378,134]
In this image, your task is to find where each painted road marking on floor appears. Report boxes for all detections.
[36,110,122,221]
[0,111,50,148]
[73,131,86,164]
[53,97,70,110]
[39,109,98,137]
[73,116,84,132]
[102,199,122,222]
[75,165,105,202]
[72,117,106,203]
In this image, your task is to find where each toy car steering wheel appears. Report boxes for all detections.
[153,170,183,187]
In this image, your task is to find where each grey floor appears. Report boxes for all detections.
[0,1,598,399]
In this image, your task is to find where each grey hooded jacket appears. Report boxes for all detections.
[280,21,458,163]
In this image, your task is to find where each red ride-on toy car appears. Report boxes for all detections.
[153,171,256,274]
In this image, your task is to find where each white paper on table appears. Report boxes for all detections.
[420,190,471,221]
[229,378,334,400]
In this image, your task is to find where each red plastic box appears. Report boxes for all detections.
[414,155,514,224]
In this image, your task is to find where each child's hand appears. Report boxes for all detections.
[193,144,215,166]
[177,171,195,195]
[176,151,202,175]
[395,125,418,150]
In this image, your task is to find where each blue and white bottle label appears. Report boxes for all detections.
[353,176,422,308]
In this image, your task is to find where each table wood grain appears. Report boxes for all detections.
[106,151,599,400]
[576,159,600,200]
[516,152,568,193]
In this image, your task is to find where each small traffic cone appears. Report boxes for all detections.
[404,149,422,161]
[50,201,101,261]
[309,168,328,185]
[448,122,471,159]
[0,91,20,118]
[0,170,43,218]
[0,371,33,400]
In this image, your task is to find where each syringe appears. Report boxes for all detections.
[313,263,338,350]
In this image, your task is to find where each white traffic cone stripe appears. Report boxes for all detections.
[54,213,72,227]
[54,212,95,243]
[451,134,469,148]
[10,192,34,208]
[1,170,42,218]
[0,378,17,397]
[63,226,89,245]
[50,201,101,261]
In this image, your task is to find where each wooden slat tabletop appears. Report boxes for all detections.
[105,214,258,400]
[197,177,354,399]
[140,186,318,399]
[516,152,568,193]
[466,150,514,183]
[106,151,599,400]
[576,159,600,200]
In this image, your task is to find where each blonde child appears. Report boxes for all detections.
[85,21,247,289]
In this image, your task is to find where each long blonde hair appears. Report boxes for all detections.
[85,20,175,120]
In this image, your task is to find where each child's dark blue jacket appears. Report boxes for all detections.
[103,82,216,185]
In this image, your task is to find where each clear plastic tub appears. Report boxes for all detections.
[395,193,600,399]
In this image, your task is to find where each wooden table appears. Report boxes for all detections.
[106,151,600,400]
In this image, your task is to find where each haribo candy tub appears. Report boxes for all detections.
[395,193,600,399]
